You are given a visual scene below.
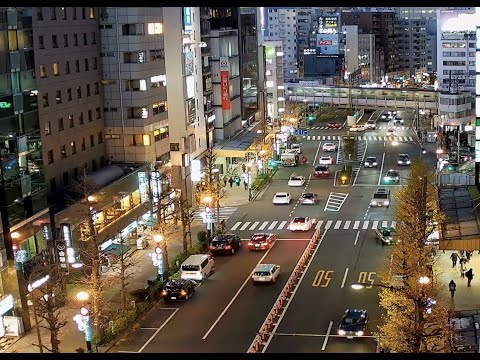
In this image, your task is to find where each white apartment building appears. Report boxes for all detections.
[437,9,476,94]
[342,25,376,84]
[264,41,284,123]
[99,7,170,165]
[264,8,298,81]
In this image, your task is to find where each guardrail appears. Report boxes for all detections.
[247,227,323,353]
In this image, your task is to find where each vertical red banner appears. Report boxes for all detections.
[220,57,230,110]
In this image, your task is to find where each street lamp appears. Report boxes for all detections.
[153,234,169,279]
[246,162,253,202]
[73,291,93,353]
[203,195,214,237]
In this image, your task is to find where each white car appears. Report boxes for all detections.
[290,144,302,154]
[322,142,337,152]
[288,175,305,187]
[288,216,313,231]
[349,125,366,132]
[365,121,376,130]
[273,192,292,205]
[252,264,281,284]
[387,128,397,137]
[319,156,334,165]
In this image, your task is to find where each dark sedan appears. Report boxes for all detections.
[161,279,195,302]
[314,165,330,177]
[300,192,318,205]
[209,234,242,255]
[247,233,277,251]
[337,309,368,338]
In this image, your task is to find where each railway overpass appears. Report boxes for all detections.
[285,84,439,112]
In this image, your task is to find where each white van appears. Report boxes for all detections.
[180,254,215,281]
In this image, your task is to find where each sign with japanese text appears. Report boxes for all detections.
[220,57,230,110]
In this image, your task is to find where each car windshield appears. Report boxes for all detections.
[303,193,314,198]
[387,171,397,176]
[325,143,334,146]
[212,240,228,246]
[293,218,306,223]
[382,228,393,237]
[374,194,388,199]
[399,155,409,160]
[181,265,200,271]
[291,177,302,181]
[252,234,267,241]
[254,271,271,276]
[366,157,376,162]
[344,316,363,324]
[316,166,328,171]
[276,194,287,198]
[321,157,330,160]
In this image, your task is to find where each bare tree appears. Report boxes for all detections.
[26,251,67,353]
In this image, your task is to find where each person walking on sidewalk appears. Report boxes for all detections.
[449,280,457,298]
[450,252,459,268]
[223,176,227,187]
[466,251,472,262]
[460,262,467,278]
[228,177,234,188]
[242,163,246,173]
[466,268,474,287]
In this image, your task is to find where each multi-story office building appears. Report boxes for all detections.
[297,8,320,78]
[437,9,476,93]
[341,8,396,80]
[99,7,170,167]
[264,8,298,81]
[342,25,376,84]
[34,7,106,204]
[264,41,284,124]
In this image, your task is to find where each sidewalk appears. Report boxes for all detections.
[435,250,480,311]
[3,222,206,353]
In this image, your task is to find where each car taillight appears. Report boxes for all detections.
[248,242,253,246]
[261,242,268,246]
[225,245,232,250]
[162,290,168,295]
[209,245,215,250]
[181,290,187,296]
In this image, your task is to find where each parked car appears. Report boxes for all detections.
[247,233,277,251]
[319,156,334,165]
[314,165,330,177]
[337,309,368,339]
[322,142,337,152]
[209,234,242,255]
[273,192,292,205]
[161,279,196,302]
[364,156,378,168]
[288,216,313,231]
[300,192,318,205]
[288,175,306,187]
[327,121,342,129]
[252,264,281,284]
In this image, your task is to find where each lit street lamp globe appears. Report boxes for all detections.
[76,291,90,302]
[203,196,212,204]
[154,234,164,243]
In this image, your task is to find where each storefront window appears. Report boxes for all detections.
[131,189,141,207]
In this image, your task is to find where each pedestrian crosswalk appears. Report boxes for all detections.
[191,207,238,222]
[228,219,396,232]
[355,140,367,161]
[324,192,349,211]
[306,126,409,130]
[307,126,344,130]
[303,135,415,142]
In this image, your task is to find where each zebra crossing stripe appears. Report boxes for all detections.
[307,136,311,140]
[259,221,269,230]
[382,221,388,228]
[391,221,396,228]
[325,220,333,230]
[315,220,323,229]
[334,220,342,230]
[249,221,260,231]
[231,222,241,231]
[372,220,378,229]
[343,220,351,229]
[277,221,288,230]
[268,221,278,230]
[353,221,360,230]
[240,222,251,231]
[408,136,413,141]
[362,221,369,230]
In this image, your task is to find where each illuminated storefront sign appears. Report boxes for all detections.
[138,172,149,203]
[0,102,12,109]
[220,57,230,110]
[183,7,192,33]
[191,160,202,182]
[151,171,161,204]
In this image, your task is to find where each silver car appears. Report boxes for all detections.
[252,264,281,284]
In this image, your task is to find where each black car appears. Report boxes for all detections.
[337,309,368,338]
[161,279,195,302]
[209,234,242,255]
[397,154,411,166]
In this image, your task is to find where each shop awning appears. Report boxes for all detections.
[214,130,264,158]
[139,218,158,227]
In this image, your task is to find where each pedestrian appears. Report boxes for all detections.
[223,177,227,187]
[460,256,467,267]
[228,177,234,188]
[220,219,226,231]
[466,268,474,287]
[450,252,459,268]
[449,280,457,298]
[460,262,467,278]
[242,163,246,173]
[459,250,465,257]
[235,176,241,187]
[243,180,248,190]
[466,251,472,262]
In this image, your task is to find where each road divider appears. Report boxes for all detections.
[246,227,326,353]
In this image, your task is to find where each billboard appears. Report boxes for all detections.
[318,15,339,34]
[183,7,192,33]
[316,33,339,55]
[220,57,230,110]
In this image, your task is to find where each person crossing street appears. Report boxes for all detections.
[449,280,456,298]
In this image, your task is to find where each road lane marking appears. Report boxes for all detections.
[354,231,360,246]
[249,221,260,231]
[313,141,323,166]
[341,268,349,288]
[391,221,396,228]
[382,221,388,228]
[321,321,334,351]
[259,221,269,230]
[203,247,273,340]
[268,221,278,230]
[334,221,342,230]
[372,220,378,229]
[307,135,311,140]
[324,220,333,229]
[343,220,351,229]
[353,221,360,230]
[408,136,413,141]
[362,221,369,230]
[140,327,159,330]
[240,222,251,231]
[278,221,287,230]
[231,222,241,231]
[315,220,323,229]
[312,270,334,287]
[260,230,329,353]
[138,308,179,353]
[378,152,386,185]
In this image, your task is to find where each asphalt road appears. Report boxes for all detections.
[110,106,439,353]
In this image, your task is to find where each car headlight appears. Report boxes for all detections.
[397,161,402,164]
[338,329,346,336]
[385,239,390,243]
[355,331,364,337]
[364,162,368,166]
[371,201,377,205]
[384,177,390,181]
[385,201,390,205]
[373,162,377,166]
[406,161,411,164]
